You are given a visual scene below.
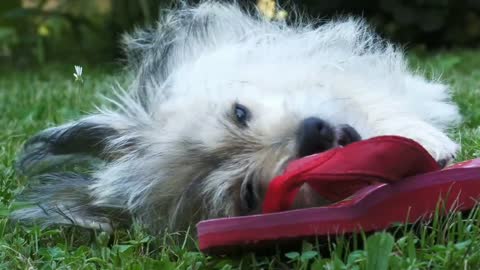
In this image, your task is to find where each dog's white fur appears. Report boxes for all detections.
[13,2,460,233]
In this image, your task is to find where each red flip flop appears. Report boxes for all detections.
[197,136,480,254]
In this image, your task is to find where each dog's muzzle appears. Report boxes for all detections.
[296,117,361,157]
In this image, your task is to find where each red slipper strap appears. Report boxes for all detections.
[263,136,440,213]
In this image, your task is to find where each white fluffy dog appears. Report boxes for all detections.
[13,2,461,233]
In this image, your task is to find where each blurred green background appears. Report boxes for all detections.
[1,0,480,67]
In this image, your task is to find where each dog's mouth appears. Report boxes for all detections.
[238,124,362,215]
[274,124,362,209]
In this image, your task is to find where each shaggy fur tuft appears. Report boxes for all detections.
[13,1,461,234]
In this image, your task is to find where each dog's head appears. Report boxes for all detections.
[112,3,389,230]
[99,2,457,231]
[197,101,361,216]
[124,69,366,230]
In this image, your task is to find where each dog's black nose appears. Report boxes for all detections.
[297,117,335,157]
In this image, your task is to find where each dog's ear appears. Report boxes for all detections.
[10,172,131,231]
[16,113,138,176]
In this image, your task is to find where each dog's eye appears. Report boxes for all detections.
[233,103,251,127]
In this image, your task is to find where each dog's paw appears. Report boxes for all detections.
[414,132,459,168]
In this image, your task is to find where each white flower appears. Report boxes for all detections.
[74,65,83,82]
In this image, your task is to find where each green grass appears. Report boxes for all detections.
[1,51,480,269]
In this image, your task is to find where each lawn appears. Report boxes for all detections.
[1,51,480,269]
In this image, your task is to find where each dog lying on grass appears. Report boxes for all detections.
[12,2,461,234]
